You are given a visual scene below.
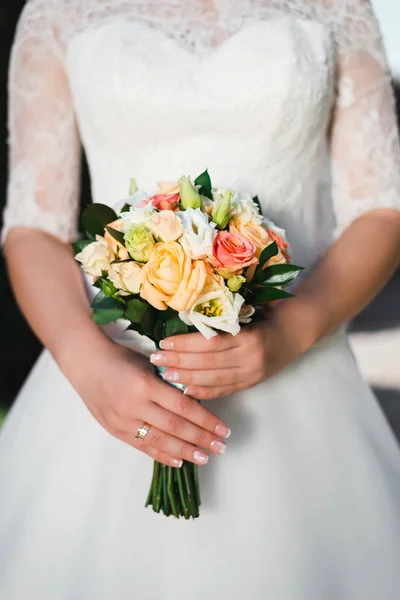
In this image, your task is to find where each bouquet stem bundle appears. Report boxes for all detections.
[145,460,200,519]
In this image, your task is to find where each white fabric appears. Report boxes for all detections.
[1,1,400,598]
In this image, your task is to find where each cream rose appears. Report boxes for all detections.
[140,242,207,311]
[108,262,143,295]
[75,236,112,277]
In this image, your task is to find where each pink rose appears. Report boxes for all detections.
[213,231,258,273]
[149,181,180,211]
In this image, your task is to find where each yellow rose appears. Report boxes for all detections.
[229,217,271,257]
[140,242,207,311]
[75,236,112,277]
[108,262,143,295]
[103,218,129,260]
[148,210,183,242]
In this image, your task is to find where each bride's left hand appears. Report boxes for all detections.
[150,319,303,400]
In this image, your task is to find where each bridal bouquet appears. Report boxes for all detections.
[74,170,303,519]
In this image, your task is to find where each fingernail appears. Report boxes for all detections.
[193,450,209,465]
[160,340,174,350]
[183,388,191,396]
[164,370,180,383]
[210,440,227,455]
[215,424,231,438]
[170,458,183,468]
[150,353,167,365]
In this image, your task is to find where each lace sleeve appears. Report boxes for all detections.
[1,0,81,244]
[327,0,400,238]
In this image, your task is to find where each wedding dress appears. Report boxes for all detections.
[2,1,400,598]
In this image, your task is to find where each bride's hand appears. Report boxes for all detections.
[151,317,304,400]
[60,336,230,466]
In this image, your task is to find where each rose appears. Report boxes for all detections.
[203,260,225,293]
[103,218,129,260]
[263,218,291,261]
[213,231,258,274]
[229,217,271,257]
[211,189,233,230]
[179,176,202,210]
[108,262,143,295]
[230,192,263,225]
[140,242,207,311]
[124,225,155,263]
[179,287,245,340]
[114,188,152,214]
[75,236,112,277]
[148,210,183,242]
[149,181,180,211]
[178,208,217,259]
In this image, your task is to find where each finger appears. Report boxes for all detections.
[143,403,227,456]
[130,420,211,466]
[161,367,245,388]
[150,348,240,370]
[153,378,231,438]
[160,331,240,353]
[142,446,184,468]
[185,382,249,401]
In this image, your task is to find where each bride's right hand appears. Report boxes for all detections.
[60,336,230,468]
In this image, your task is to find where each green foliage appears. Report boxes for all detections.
[125,298,148,323]
[81,203,117,237]
[253,195,263,216]
[253,241,279,282]
[91,307,125,324]
[72,239,92,255]
[105,226,126,246]
[260,264,304,287]
[194,169,213,200]
[165,315,190,338]
[254,287,293,304]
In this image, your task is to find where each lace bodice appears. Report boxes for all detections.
[3,0,400,251]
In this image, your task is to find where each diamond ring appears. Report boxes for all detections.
[135,422,152,441]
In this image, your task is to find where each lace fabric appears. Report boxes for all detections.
[2,0,400,243]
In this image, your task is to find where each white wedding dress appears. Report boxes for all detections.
[2,1,400,598]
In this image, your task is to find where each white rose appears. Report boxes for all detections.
[239,304,255,324]
[178,208,217,260]
[75,237,112,277]
[179,287,245,340]
[108,262,143,295]
[148,210,183,242]
[230,192,263,225]
[120,203,156,230]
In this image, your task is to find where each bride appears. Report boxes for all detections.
[1,1,400,598]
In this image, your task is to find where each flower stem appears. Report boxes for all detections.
[162,465,171,517]
[168,464,180,518]
[175,466,190,519]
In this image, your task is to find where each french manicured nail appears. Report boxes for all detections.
[210,440,227,455]
[150,353,167,365]
[215,424,231,438]
[164,370,180,382]
[160,340,174,350]
[170,458,183,468]
[193,450,209,465]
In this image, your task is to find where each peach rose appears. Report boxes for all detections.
[140,242,207,311]
[148,210,183,242]
[103,218,129,260]
[266,226,291,262]
[212,231,258,274]
[229,217,270,258]
[149,181,180,211]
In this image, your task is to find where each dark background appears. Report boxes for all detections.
[1,4,399,435]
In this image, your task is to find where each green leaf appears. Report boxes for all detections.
[119,203,131,214]
[165,315,189,338]
[72,239,92,255]
[140,306,157,339]
[91,307,124,325]
[125,298,148,324]
[253,241,279,283]
[260,264,304,287]
[254,287,293,304]
[91,291,122,310]
[194,169,213,200]
[81,203,118,238]
[253,195,263,217]
[105,226,126,247]
[95,278,119,297]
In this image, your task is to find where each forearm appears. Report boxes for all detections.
[273,209,400,351]
[4,227,107,366]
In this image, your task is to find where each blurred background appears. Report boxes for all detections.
[0,1,399,434]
